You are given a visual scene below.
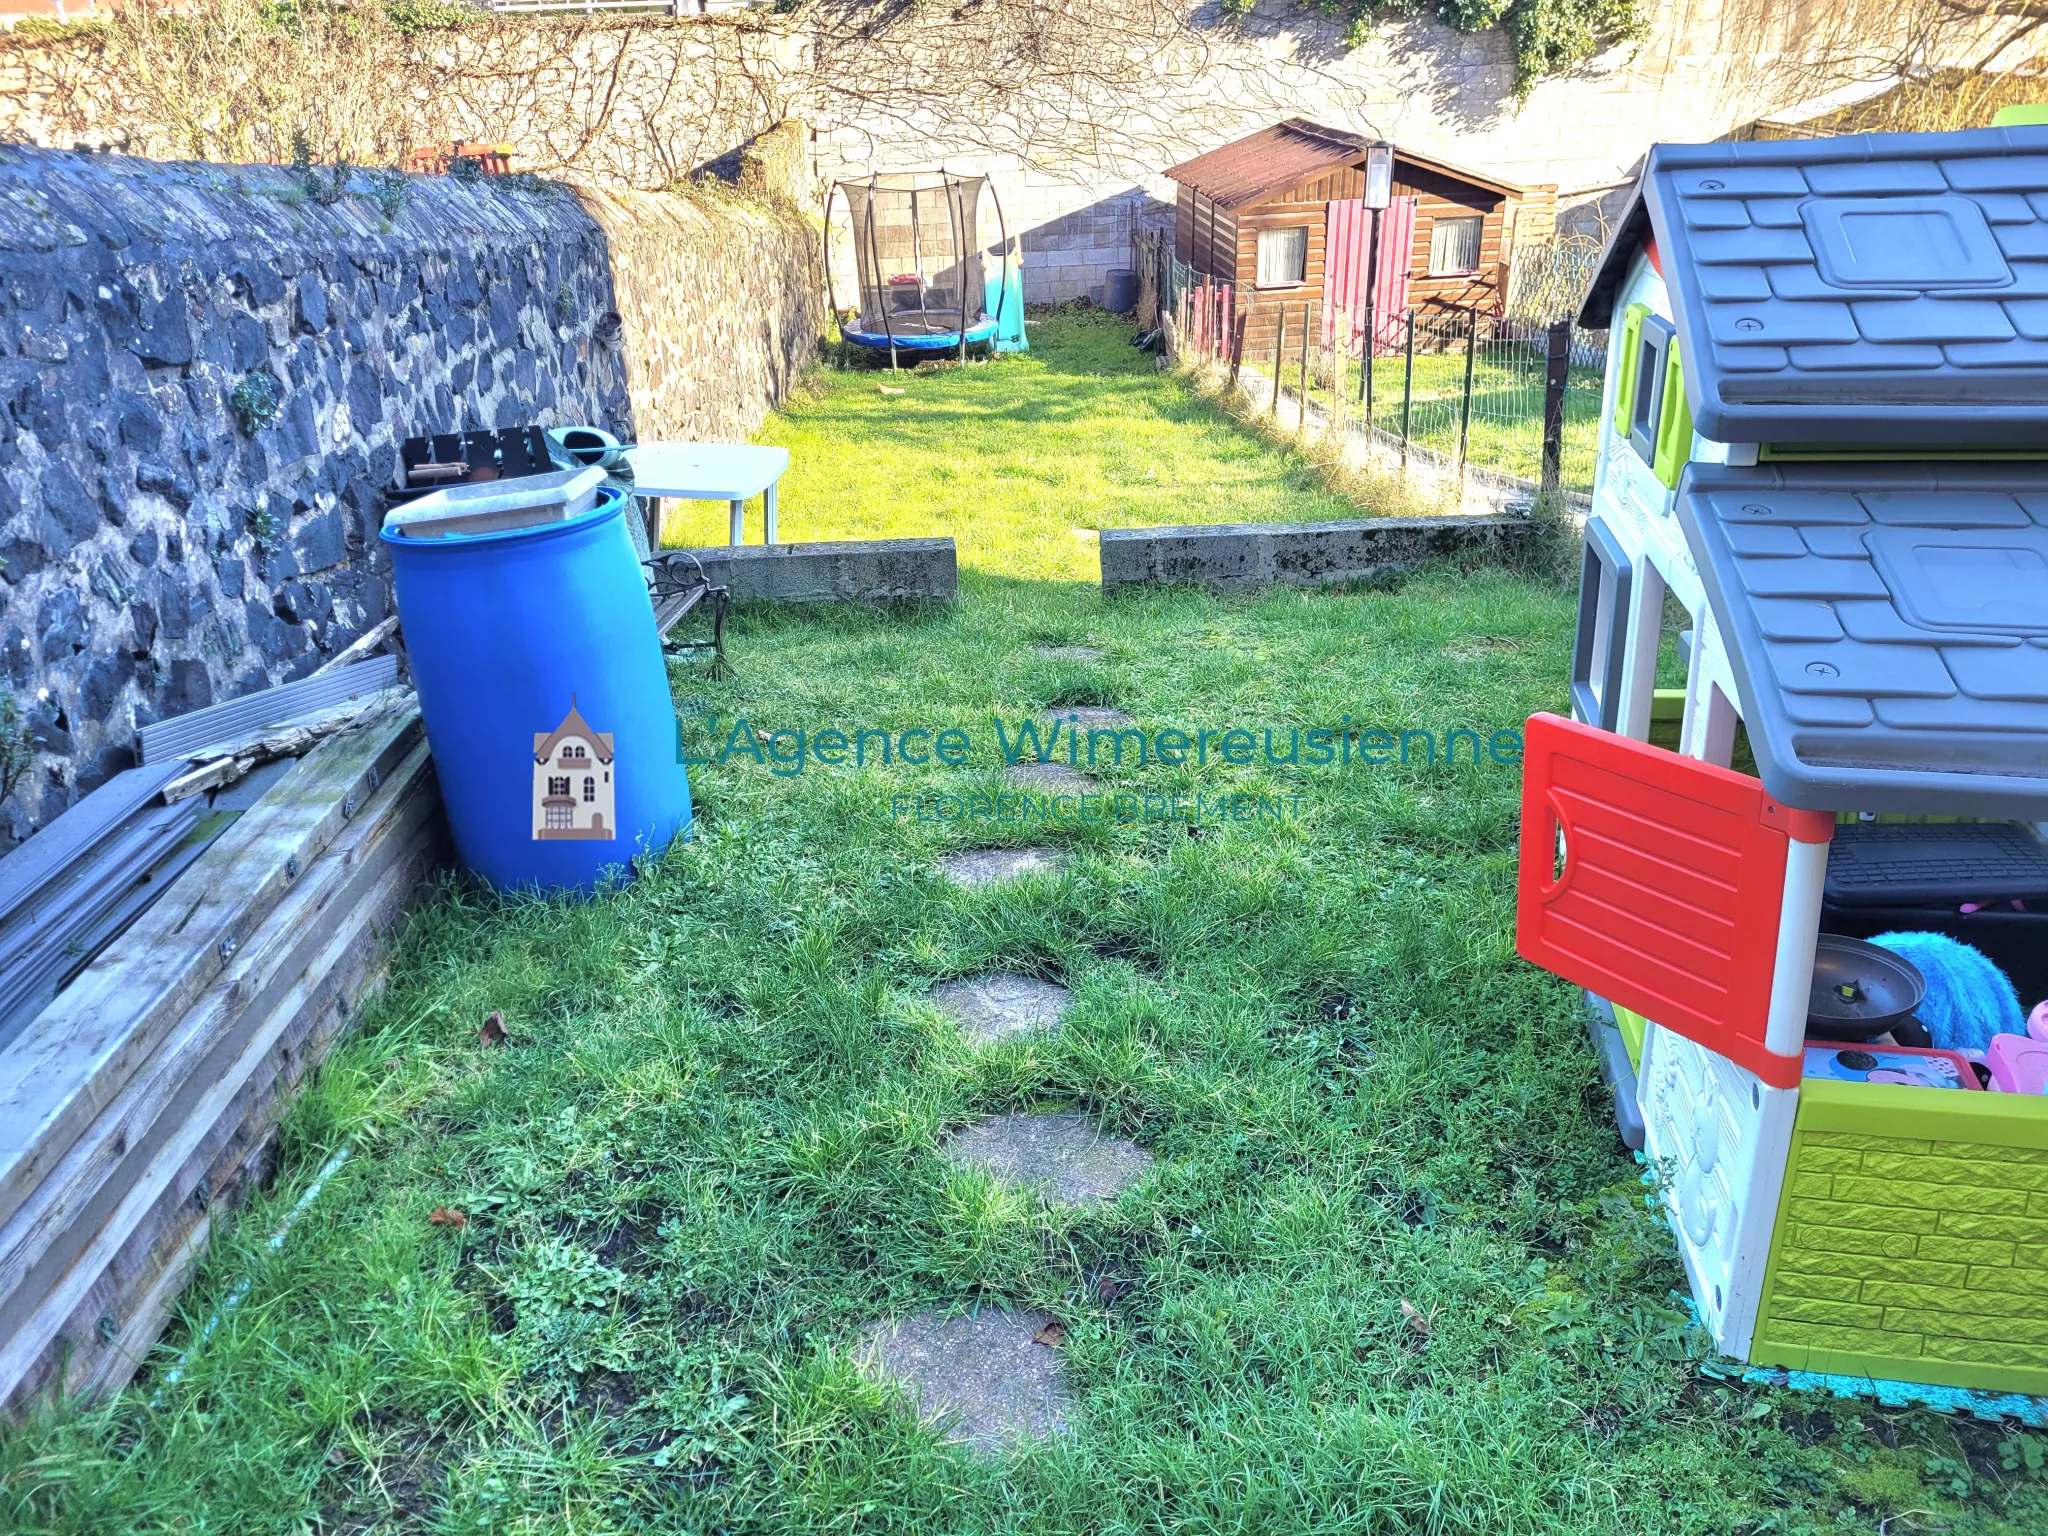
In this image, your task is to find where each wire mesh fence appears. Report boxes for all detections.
[1349,308,1607,491]
[1154,237,1609,498]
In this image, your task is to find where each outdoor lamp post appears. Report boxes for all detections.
[1358,140,1394,423]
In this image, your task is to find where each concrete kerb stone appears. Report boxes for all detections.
[1096,517,1533,595]
[671,537,956,604]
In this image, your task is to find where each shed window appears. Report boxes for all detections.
[1256,226,1308,287]
[1427,215,1482,275]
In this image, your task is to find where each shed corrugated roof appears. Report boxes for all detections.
[1163,119,1369,210]
[1579,125,2048,446]
[1164,120,1528,211]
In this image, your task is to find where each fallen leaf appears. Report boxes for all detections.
[428,1206,468,1230]
[876,384,906,396]
[1096,1276,1131,1305]
[1032,1320,1067,1348]
[1399,1297,1431,1338]
[478,1012,507,1046]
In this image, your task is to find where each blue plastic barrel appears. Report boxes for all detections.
[380,487,690,894]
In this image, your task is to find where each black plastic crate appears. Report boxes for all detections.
[1824,821,2048,908]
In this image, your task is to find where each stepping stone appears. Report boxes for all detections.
[857,1306,1073,1451]
[1034,645,1104,662]
[1041,706,1135,733]
[931,973,1072,1045]
[1002,760,1096,795]
[938,846,1065,888]
[940,1112,1152,1207]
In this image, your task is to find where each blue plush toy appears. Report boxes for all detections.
[1868,931,2023,1054]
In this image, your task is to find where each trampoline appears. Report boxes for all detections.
[827,171,1012,367]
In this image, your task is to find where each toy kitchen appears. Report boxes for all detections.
[1517,121,2048,1400]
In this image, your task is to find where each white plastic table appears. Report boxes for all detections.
[623,443,791,546]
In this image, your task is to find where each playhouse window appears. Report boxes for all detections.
[1428,216,1482,275]
[548,776,570,797]
[1256,226,1307,287]
[583,776,596,802]
[1627,314,1676,469]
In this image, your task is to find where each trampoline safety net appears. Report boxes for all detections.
[835,173,998,351]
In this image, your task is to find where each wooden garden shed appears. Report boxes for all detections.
[1164,119,1542,359]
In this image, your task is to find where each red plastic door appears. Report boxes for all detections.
[1517,713,1831,1088]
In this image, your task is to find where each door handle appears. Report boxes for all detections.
[1538,790,1576,903]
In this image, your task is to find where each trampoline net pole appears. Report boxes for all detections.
[946,172,968,365]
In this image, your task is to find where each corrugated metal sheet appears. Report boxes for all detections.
[137,656,401,764]
[1164,119,1369,211]
[1322,196,1415,355]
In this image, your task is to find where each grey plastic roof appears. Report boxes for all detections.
[1676,461,2048,815]
[1579,126,2048,446]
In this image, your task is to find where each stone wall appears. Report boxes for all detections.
[579,177,822,444]
[0,147,820,848]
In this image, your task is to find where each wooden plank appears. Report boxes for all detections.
[41,828,441,1408]
[0,754,441,1406]
[0,709,422,1238]
[0,743,437,1336]
[310,616,399,677]
[4,822,443,1409]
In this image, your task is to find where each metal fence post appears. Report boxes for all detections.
[1399,309,1415,464]
[1541,318,1572,494]
[1456,305,1478,475]
[1298,301,1312,429]
[1332,309,1347,434]
[1271,306,1286,416]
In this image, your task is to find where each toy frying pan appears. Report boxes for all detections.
[1807,934,1927,1043]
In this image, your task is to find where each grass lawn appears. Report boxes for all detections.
[5,315,2047,1534]
[658,312,1377,578]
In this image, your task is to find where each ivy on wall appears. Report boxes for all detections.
[1225,0,1647,93]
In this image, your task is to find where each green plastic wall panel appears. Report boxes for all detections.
[1752,1080,2048,1395]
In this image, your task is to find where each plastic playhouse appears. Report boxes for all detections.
[1519,123,2048,1401]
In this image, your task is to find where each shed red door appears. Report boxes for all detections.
[1324,195,1416,356]
[1517,713,1831,1089]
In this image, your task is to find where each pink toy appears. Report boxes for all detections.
[2027,999,2048,1043]
[1987,1033,2048,1095]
